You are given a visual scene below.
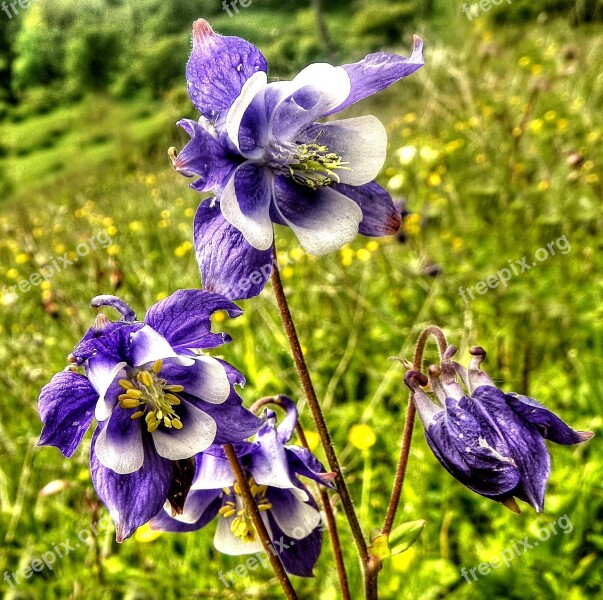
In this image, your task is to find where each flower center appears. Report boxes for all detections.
[218,477,272,543]
[118,360,184,432]
[286,142,350,190]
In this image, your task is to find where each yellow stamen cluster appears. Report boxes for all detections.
[288,143,350,190]
[117,360,185,432]
[219,477,272,543]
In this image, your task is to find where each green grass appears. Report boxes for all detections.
[0,8,602,600]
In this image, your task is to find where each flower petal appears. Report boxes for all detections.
[150,492,222,532]
[214,511,272,555]
[88,355,127,418]
[285,446,334,488]
[161,356,231,404]
[194,199,275,300]
[267,488,322,540]
[328,36,424,115]
[38,371,98,458]
[269,63,351,140]
[91,425,172,542]
[144,289,243,351]
[506,393,594,445]
[172,119,235,191]
[94,407,144,475]
[220,163,274,251]
[130,325,193,368]
[151,400,217,461]
[273,176,363,255]
[191,449,237,491]
[303,116,387,186]
[334,181,401,237]
[187,19,267,122]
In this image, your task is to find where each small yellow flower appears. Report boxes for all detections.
[107,225,118,237]
[6,268,19,279]
[531,64,543,76]
[54,243,66,254]
[15,253,29,265]
[145,174,158,187]
[544,110,557,122]
[135,522,162,543]
[357,249,371,262]
[107,245,120,257]
[212,311,226,323]
[160,209,170,220]
[427,173,442,187]
[537,180,551,191]
[366,241,379,252]
[156,291,168,301]
[184,207,196,218]
[529,119,544,133]
[403,113,417,124]
[290,247,305,262]
[282,266,294,279]
[348,424,377,451]
[128,221,143,232]
[452,237,464,252]
[585,174,600,184]
[557,119,569,133]
[519,56,531,67]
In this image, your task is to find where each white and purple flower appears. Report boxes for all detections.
[405,346,593,513]
[38,290,262,541]
[150,397,334,577]
[172,19,424,299]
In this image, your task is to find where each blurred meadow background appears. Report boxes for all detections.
[0,0,602,598]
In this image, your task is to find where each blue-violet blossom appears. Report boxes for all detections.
[172,19,424,299]
[150,396,334,577]
[404,345,593,513]
[38,290,262,540]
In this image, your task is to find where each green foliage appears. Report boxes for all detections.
[490,0,603,24]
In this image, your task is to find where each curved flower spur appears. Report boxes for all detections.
[37,290,263,541]
[171,19,424,300]
[150,396,335,577]
[404,345,593,513]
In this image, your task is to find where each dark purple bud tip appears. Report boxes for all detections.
[469,346,486,357]
[91,295,137,322]
[443,345,458,361]
[404,370,429,390]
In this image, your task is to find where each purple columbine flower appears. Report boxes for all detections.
[404,346,593,513]
[38,290,262,541]
[172,19,424,300]
[150,396,334,577]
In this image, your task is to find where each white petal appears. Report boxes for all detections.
[275,186,362,256]
[186,356,230,404]
[213,512,272,556]
[220,166,274,251]
[94,418,144,475]
[151,401,217,461]
[226,70,268,151]
[270,496,322,540]
[88,357,126,408]
[308,115,387,186]
[131,325,194,367]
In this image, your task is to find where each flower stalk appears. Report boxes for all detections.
[223,443,299,600]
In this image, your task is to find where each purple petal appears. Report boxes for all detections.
[144,289,243,352]
[274,395,298,444]
[151,399,217,461]
[266,488,323,577]
[194,199,274,300]
[220,163,274,251]
[334,181,401,237]
[161,356,230,404]
[328,36,424,115]
[285,446,334,489]
[38,371,98,458]
[425,397,520,498]
[93,405,144,475]
[149,491,222,532]
[192,450,237,491]
[90,425,173,542]
[172,119,235,191]
[273,176,363,255]
[505,393,594,445]
[470,387,551,512]
[186,19,267,122]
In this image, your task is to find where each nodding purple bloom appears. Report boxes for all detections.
[150,396,334,577]
[405,346,593,513]
[38,290,262,541]
[172,19,424,300]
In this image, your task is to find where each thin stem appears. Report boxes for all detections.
[250,395,352,600]
[223,444,299,600]
[382,326,448,536]
[270,261,375,598]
